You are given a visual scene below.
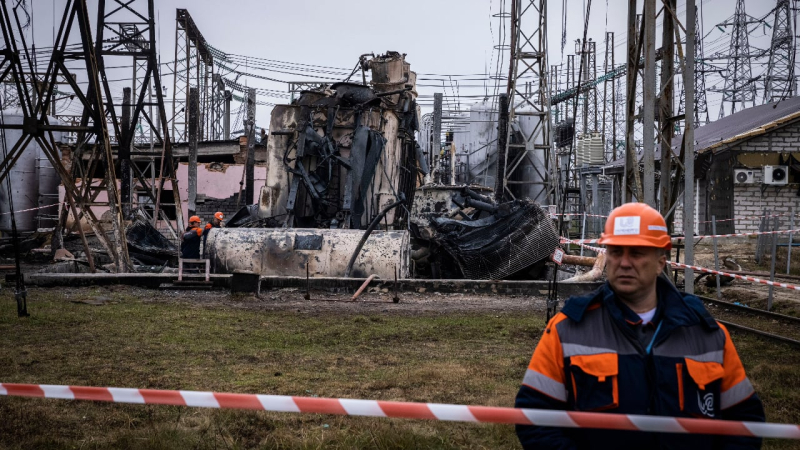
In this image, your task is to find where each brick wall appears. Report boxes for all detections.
[672,119,800,235]
[195,192,243,222]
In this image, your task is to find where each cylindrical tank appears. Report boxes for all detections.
[451,100,499,189]
[515,109,546,202]
[0,111,62,233]
[206,228,410,279]
[37,143,60,229]
[0,111,36,232]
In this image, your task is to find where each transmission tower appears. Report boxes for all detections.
[716,0,759,118]
[171,9,216,143]
[764,0,796,103]
[576,39,598,134]
[679,5,710,127]
[501,0,554,205]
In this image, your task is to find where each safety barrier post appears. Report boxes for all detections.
[768,217,778,311]
[756,210,768,264]
[788,207,795,275]
[712,216,721,300]
[580,212,587,257]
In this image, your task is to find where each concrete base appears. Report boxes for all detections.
[231,270,260,295]
[24,273,602,297]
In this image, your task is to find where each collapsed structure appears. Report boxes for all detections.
[205,52,560,280]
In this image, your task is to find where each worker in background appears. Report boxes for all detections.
[180,215,209,259]
[515,202,765,450]
[209,211,224,229]
[201,212,224,259]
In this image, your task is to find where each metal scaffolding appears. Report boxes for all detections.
[502,0,555,206]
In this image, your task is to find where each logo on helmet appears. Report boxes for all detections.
[613,216,641,236]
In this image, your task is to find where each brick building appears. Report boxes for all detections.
[605,98,800,235]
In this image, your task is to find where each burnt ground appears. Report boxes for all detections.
[58,284,549,316]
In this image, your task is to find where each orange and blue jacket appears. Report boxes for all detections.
[180,225,210,259]
[515,277,765,450]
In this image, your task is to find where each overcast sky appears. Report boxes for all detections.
[24,0,781,133]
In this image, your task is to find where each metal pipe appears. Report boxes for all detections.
[788,207,795,275]
[768,217,778,311]
[712,216,721,299]
[188,87,198,216]
[495,93,509,202]
[563,252,606,282]
[351,274,377,301]
[642,0,656,207]
[683,0,696,293]
[245,88,256,205]
[345,193,406,278]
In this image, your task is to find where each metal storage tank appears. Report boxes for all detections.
[451,99,498,188]
[0,110,62,233]
[514,109,546,202]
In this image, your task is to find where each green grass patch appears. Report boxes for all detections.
[0,287,798,449]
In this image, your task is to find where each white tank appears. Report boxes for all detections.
[514,109,546,202]
[0,110,62,232]
[451,100,498,188]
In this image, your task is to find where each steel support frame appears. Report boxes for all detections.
[0,0,134,271]
[171,9,214,144]
[504,0,554,206]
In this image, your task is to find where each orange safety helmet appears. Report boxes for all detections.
[189,215,202,224]
[214,212,224,221]
[598,202,671,250]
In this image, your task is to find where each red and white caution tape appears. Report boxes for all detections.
[0,202,61,216]
[563,228,800,245]
[560,237,800,292]
[667,261,800,292]
[1,383,798,439]
[694,212,800,225]
[674,228,800,241]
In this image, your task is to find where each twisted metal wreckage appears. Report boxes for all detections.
[0,9,561,283]
[206,52,560,281]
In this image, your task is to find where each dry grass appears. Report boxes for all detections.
[0,287,798,449]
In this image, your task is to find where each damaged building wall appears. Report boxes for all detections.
[176,162,267,224]
[258,52,420,230]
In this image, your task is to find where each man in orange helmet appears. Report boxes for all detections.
[201,212,224,259]
[515,202,764,449]
[180,215,209,259]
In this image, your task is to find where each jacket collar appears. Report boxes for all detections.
[562,276,718,331]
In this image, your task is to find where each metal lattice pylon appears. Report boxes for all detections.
[171,9,214,143]
[679,5,710,127]
[503,0,555,206]
[717,0,758,118]
[764,0,796,103]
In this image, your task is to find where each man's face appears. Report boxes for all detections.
[212,218,221,226]
[605,245,666,299]
[190,221,201,227]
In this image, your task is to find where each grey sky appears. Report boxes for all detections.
[25,0,783,132]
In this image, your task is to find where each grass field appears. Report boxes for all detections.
[1,287,799,449]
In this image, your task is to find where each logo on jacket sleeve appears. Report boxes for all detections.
[698,392,714,417]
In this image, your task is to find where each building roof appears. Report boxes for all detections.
[687,96,800,155]
[601,96,800,171]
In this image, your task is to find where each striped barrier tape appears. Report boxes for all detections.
[549,212,799,225]
[694,212,800,225]
[1,383,798,439]
[667,261,800,292]
[0,202,61,216]
[560,237,800,292]
[673,228,800,241]
[563,228,800,245]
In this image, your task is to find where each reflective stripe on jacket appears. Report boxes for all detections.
[515,277,765,450]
